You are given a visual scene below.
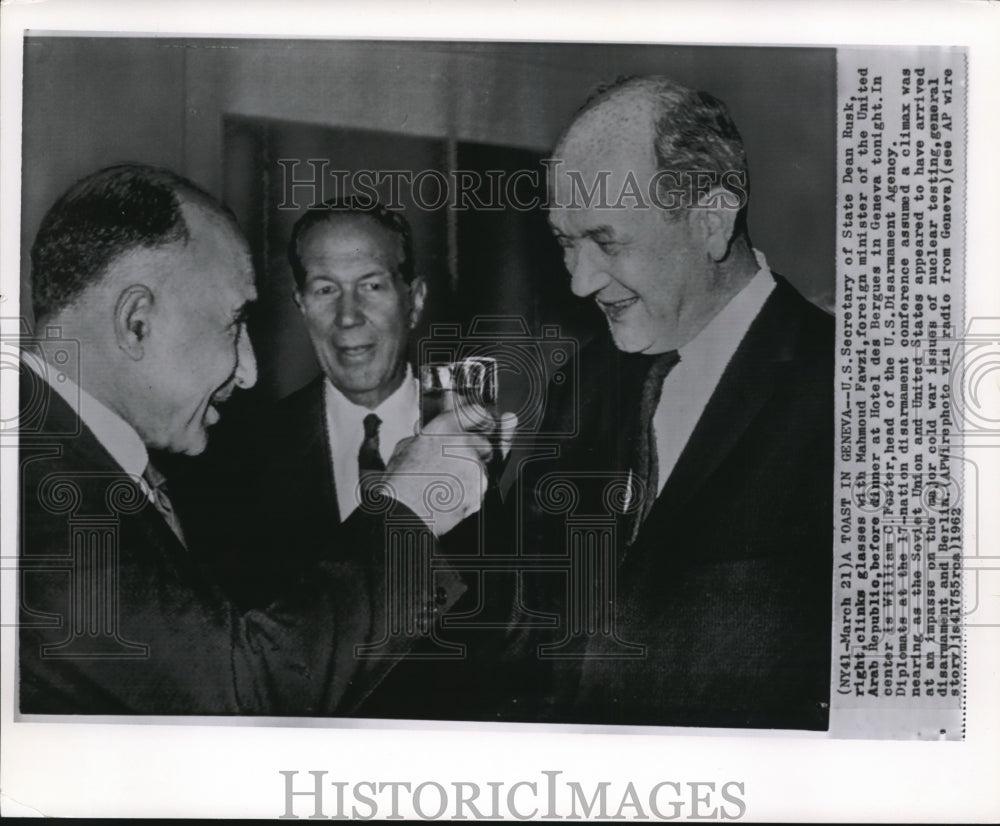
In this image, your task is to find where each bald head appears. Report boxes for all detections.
[30,163,242,324]
[554,76,750,221]
[557,84,659,162]
[547,76,759,353]
[29,163,258,456]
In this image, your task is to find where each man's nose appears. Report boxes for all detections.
[568,246,611,298]
[334,292,364,328]
[234,328,258,389]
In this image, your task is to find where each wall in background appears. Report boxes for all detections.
[20,38,187,309]
[21,37,836,336]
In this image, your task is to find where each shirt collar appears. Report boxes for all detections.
[324,364,418,432]
[678,249,776,366]
[21,351,149,477]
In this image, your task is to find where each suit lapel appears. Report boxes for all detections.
[283,375,341,525]
[312,378,340,524]
[646,277,805,527]
[19,366,189,557]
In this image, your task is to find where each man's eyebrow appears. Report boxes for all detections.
[550,225,620,242]
[584,225,619,241]
[580,224,625,244]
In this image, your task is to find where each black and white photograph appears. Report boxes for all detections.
[1,0,998,821]
[15,35,839,729]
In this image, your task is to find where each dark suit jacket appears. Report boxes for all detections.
[17,368,465,716]
[214,375,516,721]
[165,377,343,608]
[502,275,834,730]
[247,376,341,603]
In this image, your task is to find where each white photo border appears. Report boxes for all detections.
[1,0,998,821]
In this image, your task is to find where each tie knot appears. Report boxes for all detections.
[640,350,680,405]
[359,413,387,477]
[363,413,382,439]
[651,349,680,377]
[142,462,166,491]
[141,461,187,548]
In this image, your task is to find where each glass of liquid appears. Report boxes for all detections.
[419,356,503,481]
[419,356,498,427]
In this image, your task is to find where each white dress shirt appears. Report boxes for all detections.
[21,352,154,501]
[651,250,777,494]
[324,367,420,520]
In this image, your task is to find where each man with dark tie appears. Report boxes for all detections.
[506,75,834,729]
[235,198,429,603]
[18,165,503,715]
[290,197,425,524]
[239,197,516,720]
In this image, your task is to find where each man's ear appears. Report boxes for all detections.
[691,188,740,262]
[408,276,427,329]
[292,286,304,313]
[113,284,155,360]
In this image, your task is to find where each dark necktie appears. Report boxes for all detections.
[358,413,386,478]
[627,350,680,545]
[142,462,187,548]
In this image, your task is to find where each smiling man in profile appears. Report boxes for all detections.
[508,75,835,729]
[18,164,503,715]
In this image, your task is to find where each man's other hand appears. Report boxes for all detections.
[384,398,517,536]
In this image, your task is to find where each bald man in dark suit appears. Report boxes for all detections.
[501,75,833,730]
[18,164,502,715]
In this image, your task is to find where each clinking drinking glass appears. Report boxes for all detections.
[419,357,504,484]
